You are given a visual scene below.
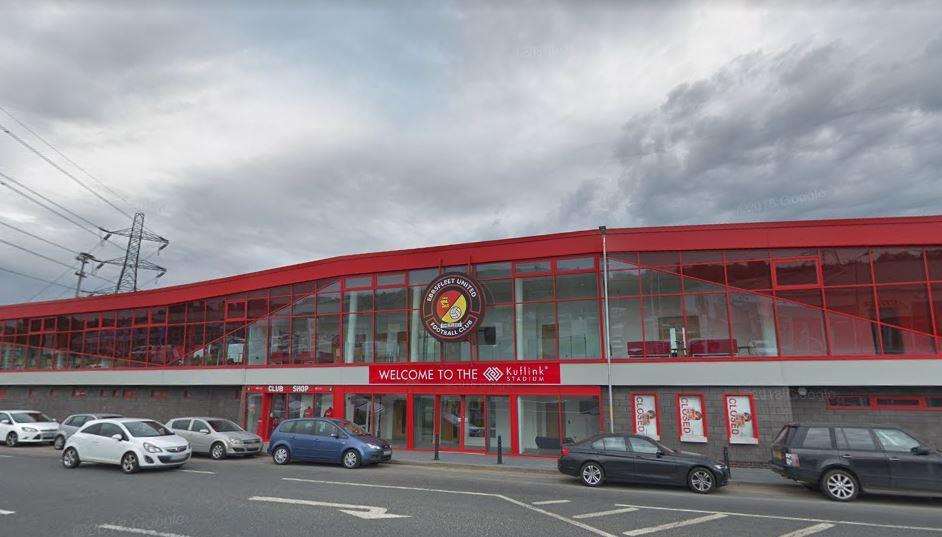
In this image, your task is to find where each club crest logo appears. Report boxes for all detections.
[421,272,485,342]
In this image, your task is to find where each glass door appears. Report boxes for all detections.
[439,395,461,449]
[287,394,316,419]
[413,395,436,448]
[486,396,510,453]
[268,395,287,437]
[245,393,262,435]
[464,396,486,451]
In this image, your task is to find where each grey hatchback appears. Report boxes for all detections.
[166,417,263,459]
[54,413,123,450]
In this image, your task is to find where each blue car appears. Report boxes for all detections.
[267,418,392,469]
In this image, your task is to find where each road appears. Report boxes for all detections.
[0,445,940,537]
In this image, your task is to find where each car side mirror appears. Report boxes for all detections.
[199,429,210,434]
[911,446,931,456]
[0,420,9,425]
[111,434,124,442]
[330,432,339,438]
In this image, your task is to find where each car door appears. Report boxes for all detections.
[834,427,891,489]
[290,420,319,460]
[189,420,212,453]
[873,428,942,492]
[628,436,676,483]
[97,423,128,464]
[314,421,346,463]
[0,413,12,438]
[76,423,105,462]
[66,415,91,438]
[169,419,193,448]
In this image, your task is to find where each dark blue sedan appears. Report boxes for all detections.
[267,418,392,468]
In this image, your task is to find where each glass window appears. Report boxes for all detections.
[602,436,627,452]
[291,296,314,316]
[316,283,341,314]
[556,273,597,299]
[640,268,681,294]
[591,438,605,450]
[874,429,921,452]
[775,259,819,287]
[515,260,550,274]
[608,298,642,358]
[876,284,933,334]
[561,397,599,444]
[825,287,877,321]
[377,273,405,286]
[343,313,372,363]
[873,248,926,283]
[313,420,340,437]
[827,395,870,408]
[727,259,772,290]
[729,292,778,356]
[293,420,317,436]
[475,262,511,279]
[343,290,373,313]
[934,283,942,336]
[518,396,560,455]
[246,320,268,365]
[557,257,594,271]
[821,248,872,286]
[315,316,340,363]
[516,277,553,302]
[776,299,827,356]
[516,302,556,359]
[483,279,513,303]
[683,250,725,264]
[927,248,942,281]
[684,294,731,356]
[169,419,191,430]
[345,276,372,289]
[408,268,439,286]
[290,317,314,364]
[373,394,407,447]
[643,295,682,357]
[409,309,440,362]
[443,340,470,362]
[607,270,640,296]
[375,287,407,310]
[827,312,880,355]
[374,311,407,362]
[639,251,680,268]
[836,428,877,450]
[269,316,290,364]
[190,420,210,433]
[628,436,660,454]
[412,395,435,448]
[557,300,600,359]
[477,305,513,361]
[802,427,832,449]
[682,264,726,287]
[99,423,126,440]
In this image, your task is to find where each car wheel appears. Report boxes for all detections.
[688,467,716,494]
[5,432,17,447]
[342,449,361,469]
[121,452,140,474]
[272,446,290,465]
[821,468,859,502]
[210,442,227,460]
[62,447,80,469]
[580,462,605,487]
[53,435,66,451]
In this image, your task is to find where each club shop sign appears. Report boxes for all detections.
[369,363,560,385]
[421,273,485,342]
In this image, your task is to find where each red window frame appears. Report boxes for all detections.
[628,392,660,440]
[674,392,708,443]
[723,392,760,444]
[771,256,821,289]
[826,394,942,411]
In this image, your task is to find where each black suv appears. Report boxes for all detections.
[770,423,942,501]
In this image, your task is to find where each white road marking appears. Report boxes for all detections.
[0,454,14,458]
[98,524,191,537]
[623,513,728,536]
[533,500,571,505]
[778,523,835,537]
[573,507,639,519]
[614,504,942,533]
[0,509,14,515]
[282,478,618,537]
[180,470,215,475]
[249,496,409,520]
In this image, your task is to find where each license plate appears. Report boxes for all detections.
[383,450,391,456]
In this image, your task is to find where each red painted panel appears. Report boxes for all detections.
[369,362,561,385]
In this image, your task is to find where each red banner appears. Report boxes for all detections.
[369,362,560,385]
[245,385,333,394]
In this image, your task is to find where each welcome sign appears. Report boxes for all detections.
[369,362,560,385]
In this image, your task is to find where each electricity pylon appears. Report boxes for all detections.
[95,212,169,293]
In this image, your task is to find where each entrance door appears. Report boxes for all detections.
[268,395,287,437]
[245,394,263,435]
[486,396,510,453]
[439,396,461,449]
[464,396,486,451]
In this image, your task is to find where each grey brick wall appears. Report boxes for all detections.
[791,387,942,448]
[0,385,242,425]
[605,386,793,465]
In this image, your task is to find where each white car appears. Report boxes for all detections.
[0,410,59,446]
[61,418,191,473]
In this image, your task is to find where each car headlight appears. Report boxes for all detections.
[143,442,163,453]
[714,463,727,470]
[21,427,38,432]
[366,443,382,450]
[228,438,243,446]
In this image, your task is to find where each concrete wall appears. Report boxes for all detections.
[608,386,793,466]
[0,385,242,425]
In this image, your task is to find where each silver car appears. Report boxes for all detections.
[54,413,123,450]
[166,417,263,460]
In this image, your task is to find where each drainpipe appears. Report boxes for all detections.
[600,226,615,433]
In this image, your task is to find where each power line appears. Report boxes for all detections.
[27,240,109,301]
[0,264,95,294]
[0,218,78,255]
[0,104,134,208]
[0,120,134,221]
[0,237,114,285]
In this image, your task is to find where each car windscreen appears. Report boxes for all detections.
[207,419,242,432]
[11,412,53,423]
[339,421,368,436]
[124,420,173,437]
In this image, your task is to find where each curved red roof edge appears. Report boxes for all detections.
[1,214,940,319]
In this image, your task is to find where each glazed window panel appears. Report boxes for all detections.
[475,262,511,279]
[477,304,513,361]
[876,284,933,334]
[186,301,205,323]
[316,288,340,314]
[268,316,291,365]
[518,396,561,455]
[726,259,772,290]
[607,270,640,296]
[729,292,778,356]
[443,340,471,362]
[827,311,880,355]
[638,251,680,269]
[682,263,726,287]
[609,298,642,357]
[516,276,553,302]
[483,279,513,303]
[516,302,557,359]
[556,273,597,299]
[642,295,682,357]
[560,397,600,444]
[375,287,407,311]
[314,315,340,364]
[205,299,224,322]
[246,319,269,365]
[290,317,315,364]
[821,248,872,286]
[515,260,551,274]
[409,309,441,362]
[291,296,314,316]
[377,273,406,286]
[408,268,439,286]
[881,325,936,355]
[640,268,681,295]
[224,327,245,365]
[825,287,877,321]
[775,298,827,356]
[556,257,594,271]
[343,313,372,363]
[872,248,926,283]
[557,300,600,359]
[927,248,942,281]
[343,290,374,313]
[933,283,942,336]
[774,259,819,287]
[684,293,731,356]
[374,311,408,362]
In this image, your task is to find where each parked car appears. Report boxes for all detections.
[54,413,124,450]
[166,417,263,459]
[268,417,392,468]
[770,423,942,501]
[0,410,59,446]
[61,418,191,474]
[557,433,730,494]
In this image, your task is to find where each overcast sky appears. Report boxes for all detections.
[1,1,941,305]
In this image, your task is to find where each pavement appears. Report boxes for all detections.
[1,444,940,537]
